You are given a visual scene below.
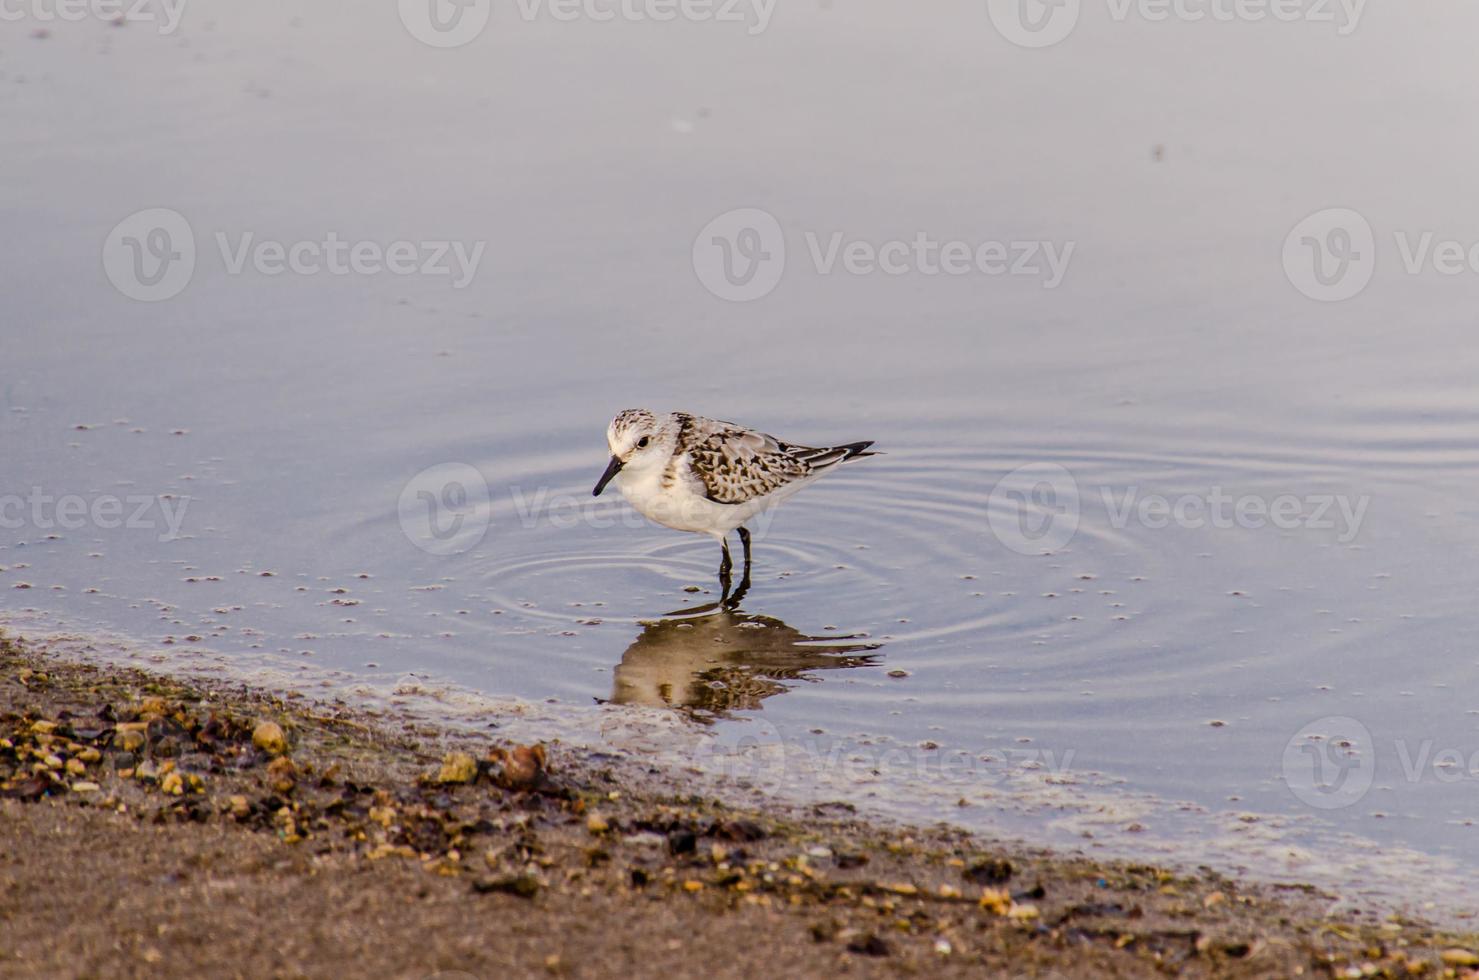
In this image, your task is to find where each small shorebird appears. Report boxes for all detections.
[592,409,876,601]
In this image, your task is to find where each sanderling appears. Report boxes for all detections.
[592,409,876,601]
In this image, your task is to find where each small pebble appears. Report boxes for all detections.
[251,721,288,756]
[436,752,478,784]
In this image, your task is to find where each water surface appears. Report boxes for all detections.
[7,0,1479,912]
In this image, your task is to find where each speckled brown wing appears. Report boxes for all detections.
[675,415,812,505]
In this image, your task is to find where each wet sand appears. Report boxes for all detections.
[2,629,1476,979]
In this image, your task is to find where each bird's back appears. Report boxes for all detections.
[673,413,874,507]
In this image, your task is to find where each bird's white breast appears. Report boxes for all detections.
[615,461,765,537]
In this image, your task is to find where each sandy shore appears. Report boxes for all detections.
[2,629,1477,979]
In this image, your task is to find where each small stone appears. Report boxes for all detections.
[472,874,539,899]
[682,879,703,892]
[229,795,251,818]
[963,858,1013,885]
[266,757,297,794]
[586,813,609,834]
[252,721,288,756]
[979,887,1011,915]
[1441,949,1479,967]
[71,781,101,793]
[160,771,184,795]
[846,934,891,957]
[489,743,547,791]
[436,752,478,784]
[886,669,910,679]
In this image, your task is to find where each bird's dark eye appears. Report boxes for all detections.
[637,437,650,449]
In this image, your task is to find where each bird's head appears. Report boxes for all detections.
[593,409,677,495]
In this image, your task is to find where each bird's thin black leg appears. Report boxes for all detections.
[725,526,752,608]
[718,536,733,598]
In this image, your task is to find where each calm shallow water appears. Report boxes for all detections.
[7,0,1479,909]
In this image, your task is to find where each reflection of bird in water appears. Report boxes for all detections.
[610,604,881,718]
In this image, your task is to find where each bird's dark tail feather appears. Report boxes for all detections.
[787,440,878,469]
[836,440,877,460]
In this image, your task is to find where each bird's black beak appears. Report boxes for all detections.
[592,455,623,496]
